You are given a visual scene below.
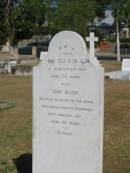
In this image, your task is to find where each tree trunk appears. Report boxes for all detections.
[116,21,121,61]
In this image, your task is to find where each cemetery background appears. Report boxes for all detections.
[0,61,130,173]
[0,0,130,173]
[1,0,130,75]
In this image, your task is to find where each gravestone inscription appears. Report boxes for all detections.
[33,31,104,173]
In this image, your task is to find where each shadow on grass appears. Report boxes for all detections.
[13,153,32,173]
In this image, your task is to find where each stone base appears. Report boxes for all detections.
[105,71,130,80]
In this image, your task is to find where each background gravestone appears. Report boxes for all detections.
[105,59,130,80]
[122,59,130,72]
[40,51,48,61]
[33,31,104,173]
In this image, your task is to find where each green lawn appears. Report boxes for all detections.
[0,61,130,173]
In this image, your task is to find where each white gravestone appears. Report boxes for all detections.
[40,51,48,61]
[122,59,130,72]
[33,31,104,173]
[4,61,11,74]
[7,61,12,74]
[86,32,99,65]
[105,58,130,80]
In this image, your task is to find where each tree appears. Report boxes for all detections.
[0,2,7,45]
[123,0,130,27]
[0,0,18,45]
[47,0,96,38]
[0,1,11,45]
[110,0,130,61]
[10,0,46,43]
[95,0,110,17]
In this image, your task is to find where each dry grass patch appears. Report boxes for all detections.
[101,61,122,72]
[0,76,32,171]
[104,79,130,173]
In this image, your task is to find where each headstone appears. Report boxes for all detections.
[7,61,11,74]
[33,31,104,173]
[40,51,48,60]
[105,59,130,80]
[105,70,130,80]
[86,32,99,65]
[4,61,11,74]
[122,59,130,72]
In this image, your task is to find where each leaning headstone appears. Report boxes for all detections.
[33,31,104,173]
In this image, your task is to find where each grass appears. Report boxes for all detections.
[0,61,130,173]
[104,79,130,173]
[0,76,32,173]
[100,60,122,72]
[0,101,16,112]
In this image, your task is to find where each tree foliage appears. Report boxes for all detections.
[0,0,19,45]
[95,0,110,17]
[10,0,46,43]
[47,0,96,38]
[0,1,11,45]
[0,0,130,45]
[110,0,128,21]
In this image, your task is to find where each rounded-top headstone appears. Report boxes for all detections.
[33,31,104,173]
[48,31,88,59]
